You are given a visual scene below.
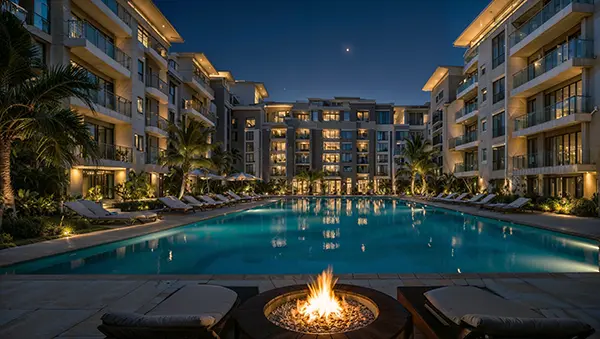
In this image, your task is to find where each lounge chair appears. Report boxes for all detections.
[227,191,251,201]
[78,199,158,222]
[65,201,156,224]
[469,194,496,206]
[483,197,531,212]
[397,285,595,339]
[215,194,237,204]
[240,192,257,200]
[441,193,469,203]
[199,195,226,206]
[158,197,194,213]
[182,196,209,210]
[98,285,239,339]
[434,193,456,202]
[428,193,445,201]
[457,193,485,205]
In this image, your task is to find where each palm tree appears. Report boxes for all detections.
[161,120,217,198]
[295,169,325,195]
[0,12,98,213]
[211,148,243,176]
[396,134,435,195]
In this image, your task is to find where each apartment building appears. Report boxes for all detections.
[231,96,429,194]
[429,0,600,198]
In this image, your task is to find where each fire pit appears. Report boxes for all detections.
[234,269,410,338]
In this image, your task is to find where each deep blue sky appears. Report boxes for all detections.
[156,0,488,105]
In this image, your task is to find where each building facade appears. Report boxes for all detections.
[426,0,600,198]
[231,97,429,194]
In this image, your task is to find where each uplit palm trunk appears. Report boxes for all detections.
[421,175,427,195]
[179,172,188,199]
[410,176,416,195]
[0,138,15,211]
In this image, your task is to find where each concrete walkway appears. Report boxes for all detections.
[1,273,599,338]
[0,199,280,267]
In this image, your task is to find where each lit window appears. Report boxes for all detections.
[323,111,339,121]
[246,118,256,128]
[323,142,340,151]
[322,129,340,139]
[137,97,143,114]
[357,111,369,121]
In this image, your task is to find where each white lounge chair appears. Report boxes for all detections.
[158,197,194,213]
[215,194,236,204]
[483,197,531,212]
[433,193,456,202]
[78,199,158,221]
[428,193,445,201]
[469,194,496,206]
[199,195,226,206]
[457,193,485,204]
[65,201,156,224]
[182,196,209,210]
[227,191,251,201]
[441,193,468,202]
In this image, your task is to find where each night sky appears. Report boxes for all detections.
[156,0,489,105]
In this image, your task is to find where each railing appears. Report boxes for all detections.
[97,143,133,162]
[376,146,389,152]
[270,170,287,176]
[357,166,369,174]
[145,114,169,130]
[146,146,166,165]
[493,157,505,171]
[67,20,131,70]
[324,171,341,177]
[492,125,505,138]
[192,72,215,96]
[493,91,505,104]
[271,132,286,139]
[432,110,443,125]
[454,162,478,173]
[147,34,168,59]
[90,90,132,117]
[295,157,310,164]
[182,98,202,112]
[514,95,589,131]
[513,149,591,169]
[464,47,478,64]
[2,0,27,22]
[357,133,368,140]
[357,158,369,164]
[168,59,179,72]
[296,145,310,152]
[145,74,168,95]
[455,102,478,121]
[356,148,369,153]
[432,135,443,145]
[376,171,390,176]
[509,0,593,47]
[455,130,478,146]
[101,0,132,27]
[513,39,593,89]
[271,158,287,164]
[457,75,478,96]
[296,133,310,140]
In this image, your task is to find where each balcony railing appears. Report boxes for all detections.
[90,90,132,117]
[145,74,168,95]
[324,171,341,177]
[457,75,478,95]
[101,0,132,27]
[96,143,133,162]
[513,149,591,169]
[454,162,478,173]
[432,135,443,145]
[146,34,168,59]
[296,133,310,140]
[270,170,287,177]
[432,110,443,125]
[493,91,505,104]
[514,95,589,131]
[376,171,389,176]
[146,146,166,165]
[168,59,179,72]
[357,166,369,174]
[455,131,478,147]
[67,20,131,70]
[145,114,169,130]
[357,158,369,165]
[271,132,287,139]
[295,158,310,164]
[464,47,478,64]
[2,0,27,22]
[455,102,478,121]
[509,0,593,47]
[513,39,593,89]
[192,71,215,96]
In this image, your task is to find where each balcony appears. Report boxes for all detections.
[2,1,50,36]
[271,132,287,140]
[145,146,166,164]
[181,99,216,126]
[295,157,310,164]
[432,134,443,146]
[141,35,168,70]
[375,171,390,177]
[509,0,594,57]
[184,72,215,101]
[66,20,131,80]
[168,59,182,79]
[464,47,479,74]
[71,90,131,124]
[357,166,369,174]
[512,150,595,176]
[145,114,169,138]
[511,39,594,97]
[513,95,592,137]
[77,142,133,169]
[296,133,310,140]
[145,74,169,104]
[454,162,479,177]
[456,74,478,100]
[270,170,287,177]
[72,0,132,37]
[455,102,479,124]
[271,158,287,165]
[454,131,479,151]
[432,110,443,128]
[324,171,341,177]
[2,1,26,22]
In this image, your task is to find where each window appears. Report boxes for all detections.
[245,131,254,141]
[492,112,505,137]
[376,143,388,152]
[245,118,256,128]
[376,131,388,141]
[341,142,352,151]
[343,111,350,121]
[481,119,487,132]
[480,65,486,76]
[137,60,144,82]
[407,113,423,125]
[323,142,340,151]
[296,142,310,151]
[231,118,238,128]
[435,90,444,103]
[481,148,487,163]
[137,97,143,114]
[245,153,255,163]
[357,129,368,139]
[246,142,254,152]
[134,134,144,152]
[481,88,487,102]
[341,130,353,139]
[271,141,286,152]
[271,128,286,138]
[245,164,255,175]
[32,40,46,66]
[137,25,149,47]
[312,111,319,121]
[322,153,340,163]
[232,132,238,141]
[377,154,389,163]
[343,166,353,173]
[395,130,409,141]
[492,77,505,104]
[322,129,340,139]
[492,31,505,69]
[357,111,369,121]
[323,111,339,121]
[168,82,177,105]
[296,112,309,121]
[341,153,352,163]
[377,111,391,124]
[492,146,505,170]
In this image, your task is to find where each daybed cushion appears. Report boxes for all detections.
[461,314,593,337]
[424,286,541,325]
[102,312,215,328]
[147,285,238,325]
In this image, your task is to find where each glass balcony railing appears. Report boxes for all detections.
[2,0,27,22]
[513,39,593,89]
[145,114,169,131]
[513,149,591,169]
[356,166,369,174]
[454,162,478,173]
[181,99,216,123]
[168,59,179,72]
[455,131,478,147]
[455,102,478,121]
[270,170,287,176]
[509,0,594,47]
[296,133,310,140]
[101,0,132,27]
[146,146,166,165]
[324,171,341,177]
[432,110,443,125]
[464,47,479,64]
[192,72,215,96]
[96,143,133,162]
[145,74,168,95]
[67,20,131,70]
[514,95,589,131]
[89,90,132,117]
[457,75,478,96]
[432,135,443,145]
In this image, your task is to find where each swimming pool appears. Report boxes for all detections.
[2,198,598,274]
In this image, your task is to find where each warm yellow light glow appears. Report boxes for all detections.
[62,227,73,237]
[296,267,343,322]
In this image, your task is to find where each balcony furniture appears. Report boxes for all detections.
[468,194,497,206]
[98,285,239,339]
[158,197,194,213]
[397,285,594,339]
[65,201,157,224]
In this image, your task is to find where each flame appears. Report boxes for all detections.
[296,267,344,322]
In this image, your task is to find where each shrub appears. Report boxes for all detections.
[2,216,47,239]
[113,200,164,212]
[86,186,103,202]
[0,233,16,249]
[14,189,58,216]
[572,198,598,217]
[115,171,155,201]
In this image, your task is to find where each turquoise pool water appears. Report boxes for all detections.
[2,198,598,274]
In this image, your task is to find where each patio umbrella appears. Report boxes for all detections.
[190,169,225,193]
[226,172,254,181]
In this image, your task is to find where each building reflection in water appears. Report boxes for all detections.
[271,237,287,248]
[323,242,340,250]
[323,228,340,239]
[357,217,367,226]
[361,244,366,252]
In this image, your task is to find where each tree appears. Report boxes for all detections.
[161,120,216,198]
[211,147,242,176]
[0,12,98,213]
[395,134,435,195]
[295,170,325,195]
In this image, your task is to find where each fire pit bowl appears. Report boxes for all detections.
[233,284,411,339]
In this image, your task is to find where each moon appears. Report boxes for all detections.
[345,48,350,52]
